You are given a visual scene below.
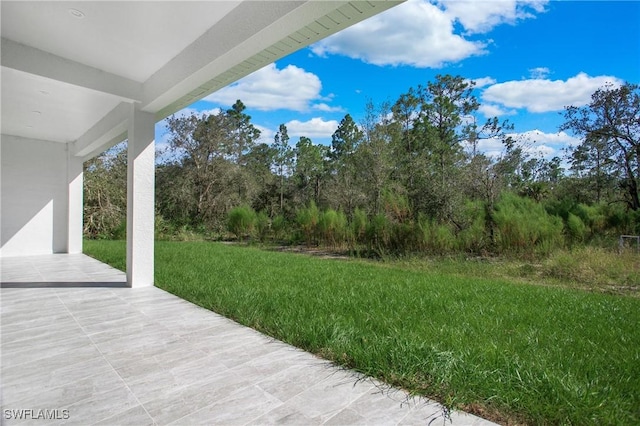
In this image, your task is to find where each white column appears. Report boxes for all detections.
[67,150,84,253]
[126,105,155,287]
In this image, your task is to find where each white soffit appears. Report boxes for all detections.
[1,67,123,144]
[1,1,242,83]
[1,1,403,147]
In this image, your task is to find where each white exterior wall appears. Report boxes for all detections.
[0,135,76,257]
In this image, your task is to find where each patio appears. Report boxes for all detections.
[1,254,495,425]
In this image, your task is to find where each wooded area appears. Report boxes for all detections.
[84,75,640,257]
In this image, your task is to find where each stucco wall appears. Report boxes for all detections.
[1,135,70,257]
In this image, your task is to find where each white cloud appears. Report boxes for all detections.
[310,0,548,68]
[471,130,580,159]
[439,0,548,34]
[313,103,345,113]
[517,130,580,148]
[481,73,623,113]
[168,107,222,119]
[529,67,551,79]
[254,124,275,145]
[513,130,581,158]
[473,136,506,158]
[470,76,497,88]
[204,63,334,112]
[285,118,339,139]
[311,0,486,68]
[478,103,516,118]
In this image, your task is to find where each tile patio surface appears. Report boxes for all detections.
[1,254,496,425]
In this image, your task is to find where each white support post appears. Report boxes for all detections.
[67,149,84,253]
[126,104,155,287]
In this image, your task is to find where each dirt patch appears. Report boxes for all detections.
[269,245,351,260]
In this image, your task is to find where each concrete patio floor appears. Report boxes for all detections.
[1,254,496,425]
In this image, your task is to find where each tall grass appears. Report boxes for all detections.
[493,193,564,256]
[84,240,640,425]
[541,246,640,291]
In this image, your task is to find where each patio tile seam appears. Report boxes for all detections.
[3,366,128,415]
[165,384,285,426]
[53,290,156,425]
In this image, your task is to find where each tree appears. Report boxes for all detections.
[293,137,329,207]
[273,124,294,212]
[225,100,261,164]
[561,82,640,210]
[396,75,479,222]
[331,114,363,161]
[159,110,245,230]
[83,142,127,238]
[360,100,394,215]
[328,114,366,215]
[421,75,478,182]
[244,143,278,215]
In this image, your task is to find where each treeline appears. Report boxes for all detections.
[84,75,640,257]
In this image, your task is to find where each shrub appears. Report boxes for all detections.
[493,193,564,256]
[296,201,320,246]
[351,208,368,240]
[457,201,487,254]
[318,209,347,248]
[271,214,287,242]
[391,221,416,254]
[227,205,256,240]
[382,190,411,222]
[255,210,270,242]
[366,214,392,256]
[574,203,606,236]
[112,220,127,240]
[417,216,456,254]
[566,213,587,244]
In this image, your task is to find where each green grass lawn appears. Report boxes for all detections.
[84,240,640,425]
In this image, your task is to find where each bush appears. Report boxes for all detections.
[566,213,587,244]
[296,201,319,246]
[255,211,270,242]
[390,221,416,254]
[318,209,347,248]
[417,216,456,254]
[350,208,368,248]
[227,205,257,240]
[271,214,287,242]
[366,214,392,256]
[382,189,411,222]
[457,201,487,253]
[493,193,564,256]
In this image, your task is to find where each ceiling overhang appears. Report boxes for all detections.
[1,0,403,156]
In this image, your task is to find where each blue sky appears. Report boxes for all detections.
[157,0,640,161]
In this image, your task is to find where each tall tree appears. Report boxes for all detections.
[420,74,478,186]
[331,114,363,161]
[360,101,394,215]
[244,143,279,215]
[567,134,617,203]
[225,100,261,164]
[397,75,479,222]
[561,82,640,209]
[328,114,366,214]
[273,124,294,212]
[294,137,329,207]
[159,111,242,230]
